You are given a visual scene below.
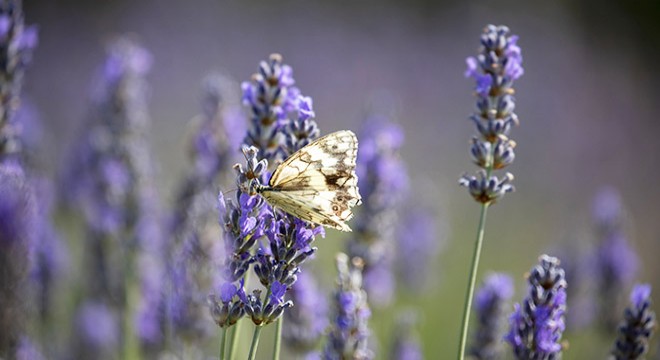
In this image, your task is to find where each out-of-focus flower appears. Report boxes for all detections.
[611,284,656,360]
[591,187,638,331]
[505,255,566,359]
[390,311,423,360]
[0,0,38,160]
[470,273,514,360]
[15,336,45,360]
[395,207,445,293]
[323,254,373,360]
[74,301,120,356]
[347,115,408,307]
[0,164,35,356]
[460,24,522,204]
[283,270,328,356]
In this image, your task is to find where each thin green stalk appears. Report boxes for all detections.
[228,270,251,359]
[457,203,489,360]
[272,317,283,360]
[220,326,228,360]
[247,325,263,360]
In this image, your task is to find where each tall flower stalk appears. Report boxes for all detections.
[208,53,327,359]
[505,255,567,359]
[457,24,523,360]
[323,253,373,360]
[65,37,163,359]
[347,115,408,307]
[611,284,656,360]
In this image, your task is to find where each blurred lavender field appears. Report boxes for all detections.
[4,0,660,358]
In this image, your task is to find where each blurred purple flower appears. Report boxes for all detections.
[612,284,656,360]
[505,255,566,359]
[283,271,328,356]
[390,312,423,360]
[0,163,35,355]
[395,208,444,292]
[0,0,37,160]
[15,336,44,360]
[347,115,408,308]
[592,187,639,330]
[471,273,514,360]
[75,301,119,352]
[324,254,373,360]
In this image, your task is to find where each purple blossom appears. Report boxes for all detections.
[324,254,373,360]
[505,255,566,359]
[0,0,37,160]
[612,284,656,360]
[0,164,35,355]
[15,336,45,360]
[460,25,522,204]
[592,187,639,330]
[390,312,423,360]
[347,115,408,308]
[471,273,514,360]
[283,271,328,356]
[75,301,119,352]
[395,208,444,292]
[242,53,302,163]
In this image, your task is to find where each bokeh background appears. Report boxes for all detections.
[21,0,660,358]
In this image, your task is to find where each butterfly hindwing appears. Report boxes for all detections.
[261,130,361,232]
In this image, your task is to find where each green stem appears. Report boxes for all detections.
[228,270,251,359]
[247,326,263,360]
[457,202,489,360]
[220,326,228,360]
[272,317,283,360]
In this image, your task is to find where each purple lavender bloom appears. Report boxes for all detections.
[460,25,522,204]
[471,273,514,360]
[611,284,656,360]
[0,163,35,356]
[347,116,408,308]
[390,312,423,360]
[592,187,639,330]
[0,0,38,160]
[74,301,119,357]
[15,336,45,360]
[505,255,566,359]
[324,254,373,360]
[30,178,68,320]
[166,74,243,342]
[242,53,301,163]
[283,271,328,356]
[395,208,444,292]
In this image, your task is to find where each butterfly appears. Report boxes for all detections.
[252,130,362,232]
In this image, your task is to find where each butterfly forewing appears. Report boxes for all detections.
[261,130,361,232]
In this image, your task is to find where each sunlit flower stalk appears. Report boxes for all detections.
[209,53,325,360]
[457,24,523,360]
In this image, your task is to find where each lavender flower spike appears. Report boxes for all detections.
[506,255,567,359]
[323,253,373,360]
[0,0,38,160]
[283,271,328,357]
[471,273,514,360]
[611,284,656,360]
[459,24,523,204]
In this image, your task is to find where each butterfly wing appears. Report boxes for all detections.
[264,130,361,232]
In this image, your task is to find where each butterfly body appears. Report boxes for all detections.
[254,130,361,232]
